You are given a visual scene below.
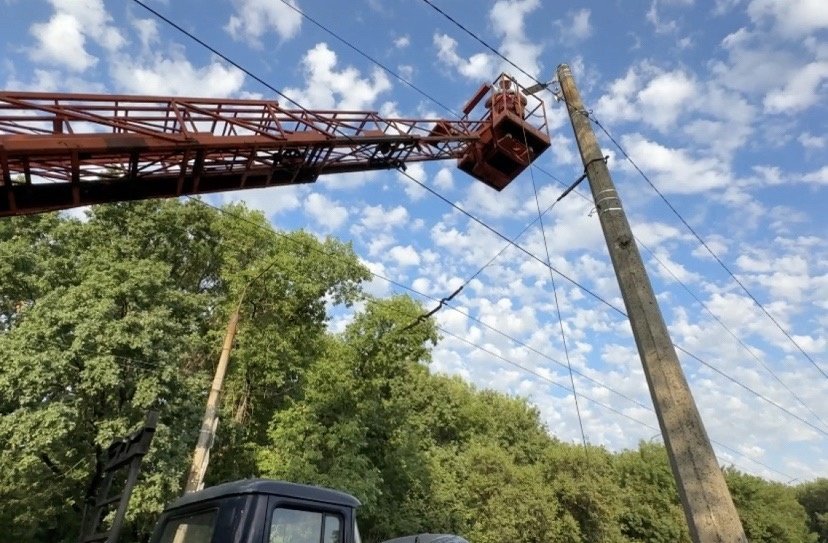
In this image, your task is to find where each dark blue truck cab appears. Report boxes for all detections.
[149,480,362,543]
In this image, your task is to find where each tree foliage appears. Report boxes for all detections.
[0,201,819,543]
[797,478,828,543]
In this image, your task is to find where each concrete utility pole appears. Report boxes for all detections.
[556,64,747,543]
[184,302,241,494]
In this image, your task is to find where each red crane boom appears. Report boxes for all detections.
[0,74,550,217]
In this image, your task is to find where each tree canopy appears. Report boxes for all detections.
[0,200,819,542]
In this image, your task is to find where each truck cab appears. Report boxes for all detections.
[149,479,362,543]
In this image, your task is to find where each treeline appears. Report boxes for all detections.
[0,201,824,543]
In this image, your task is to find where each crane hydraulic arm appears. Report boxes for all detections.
[0,74,550,217]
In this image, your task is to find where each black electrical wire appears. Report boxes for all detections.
[590,116,828,381]
[133,0,828,454]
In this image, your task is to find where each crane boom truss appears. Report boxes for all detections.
[0,74,550,216]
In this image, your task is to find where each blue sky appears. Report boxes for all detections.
[2,0,826,483]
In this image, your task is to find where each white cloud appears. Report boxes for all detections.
[132,18,159,50]
[30,13,96,72]
[28,0,124,72]
[388,245,421,267]
[110,52,245,96]
[225,0,303,47]
[637,70,697,130]
[646,0,679,34]
[763,61,828,114]
[594,68,641,124]
[489,0,543,83]
[798,133,825,149]
[803,166,828,185]
[304,193,348,231]
[399,163,428,201]
[555,9,592,42]
[433,33,495,80]
[285,43,392,109]
[358,204,409,230]
[619,134,731,193]
[747,0,828,38]
[393,35,410,49]
[212,186,305,219]
[434,167,455,191]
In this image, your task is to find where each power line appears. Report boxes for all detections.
[134,0,827,453]
[526,154,588,448]
[528,150,827,431]
[415,0,827,410]
[277,0,456,116]
[436,325,796,481]
[589,116,828,381]
[418,0,545,87]
[191,193,828,443]
[176,190,812,479]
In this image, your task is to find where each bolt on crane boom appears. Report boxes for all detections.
[0,74,550,217]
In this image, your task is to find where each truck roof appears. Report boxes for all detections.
[165,479,361,510]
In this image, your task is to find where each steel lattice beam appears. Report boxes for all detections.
[0,74,550,216]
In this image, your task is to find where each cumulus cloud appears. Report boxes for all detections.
[433,33,495,80]
[747,0,828,38]
[393,35,411,49]
[110,51,245,96]
[763,61,828,113]
[489,0,543,83]
[358,204,409,230]
[225,0,303,47]
[637,70,697,130]
[304,192,348,231]
[433,0,543,84]
[554,9,593,42]
[619,134,731,193]
[388,244,421,267]
[284,43,392,109]
[28,0,124,72]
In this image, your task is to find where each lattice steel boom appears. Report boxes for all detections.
[0,74,550,217]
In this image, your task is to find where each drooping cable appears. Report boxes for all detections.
[182,194,819,476]
[133,0,828,445]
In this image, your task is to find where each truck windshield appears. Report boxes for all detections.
[355,518,362,543]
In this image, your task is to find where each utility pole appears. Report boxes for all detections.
[183,301,241,493]
[556,64,747,543]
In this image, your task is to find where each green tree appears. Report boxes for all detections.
[258,295,438,541]
[796,479,828,543]
[614,442,690,543]
[540,443,625,543]
[724,468,815,543]
[0,203,213,542]
[0,200,369,542]
[798,479,828,543]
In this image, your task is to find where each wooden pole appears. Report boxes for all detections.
[556,63,747,543]
[183,302,241,493]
